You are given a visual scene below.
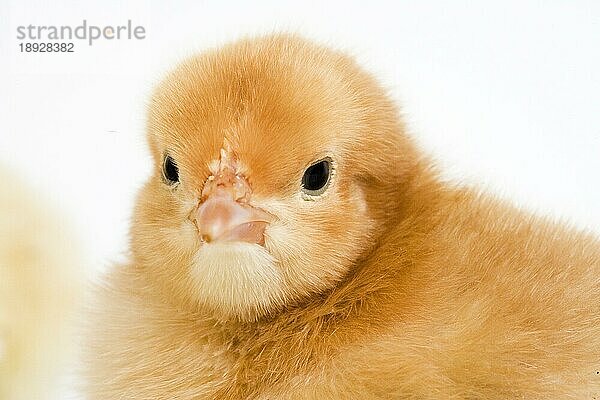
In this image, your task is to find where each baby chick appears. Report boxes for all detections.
[0,167,81,400]
[85,35,600,399]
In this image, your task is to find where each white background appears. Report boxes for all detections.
[1,1,599,398]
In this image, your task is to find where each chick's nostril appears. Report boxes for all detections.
[201,172,252,202]
[233,175,251,202]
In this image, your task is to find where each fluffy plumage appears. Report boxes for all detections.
[0,167,81,400]
[85,35,600,399]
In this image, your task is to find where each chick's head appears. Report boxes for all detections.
[132,35,418,320]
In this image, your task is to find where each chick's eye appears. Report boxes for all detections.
[162,155,179,185]
[301,158,332,197]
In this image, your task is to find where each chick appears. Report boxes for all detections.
[0,167,82,400]
[85,35,600,399]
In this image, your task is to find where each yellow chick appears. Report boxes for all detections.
[85,35,600,399]
[0,167,81,400]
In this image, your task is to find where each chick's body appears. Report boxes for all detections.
[86,36,600,399]
[0,167,81,400]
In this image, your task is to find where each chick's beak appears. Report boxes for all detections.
[190,153,272,245]
[194,188,271,245]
